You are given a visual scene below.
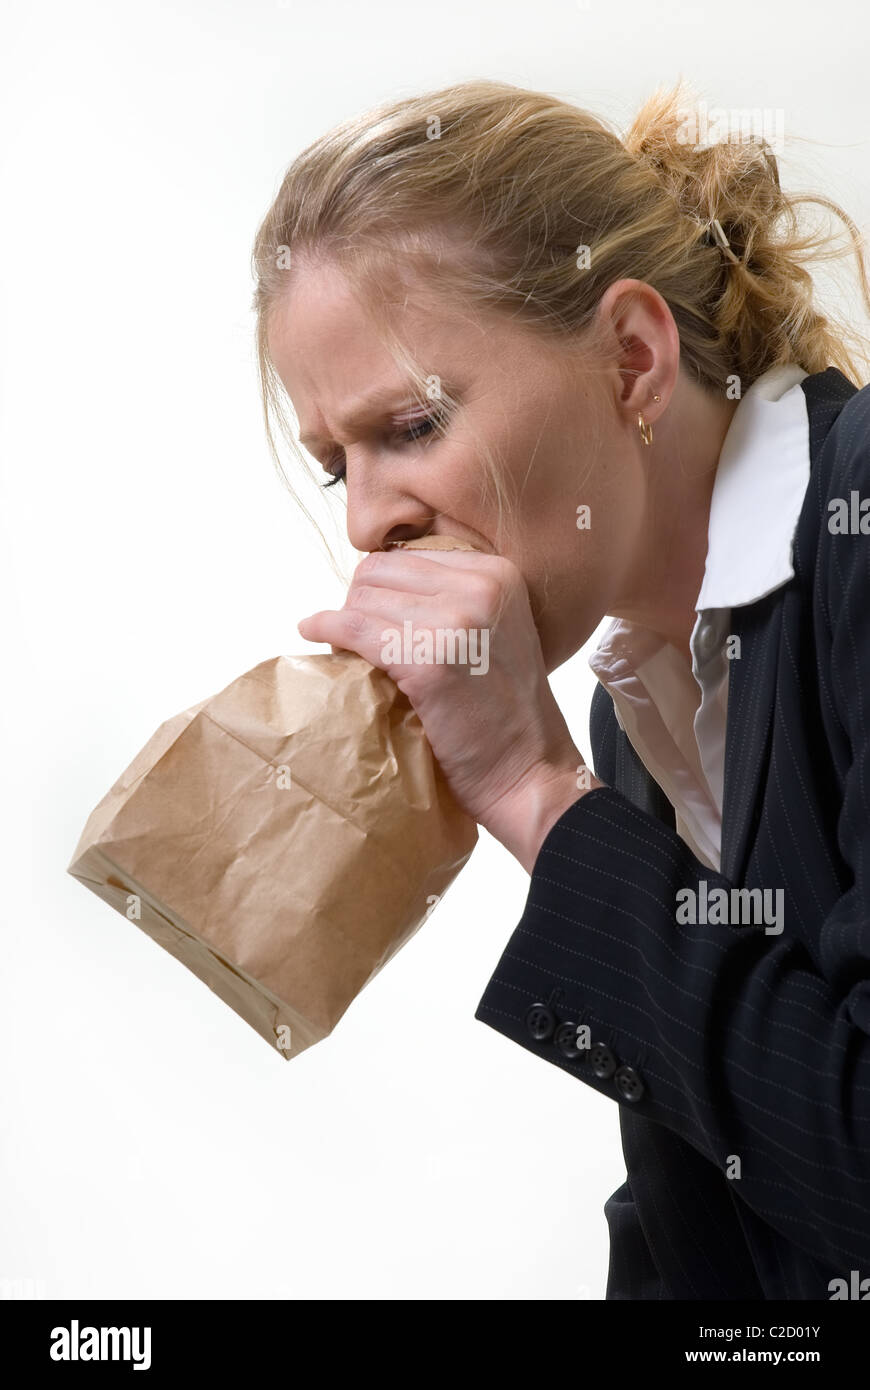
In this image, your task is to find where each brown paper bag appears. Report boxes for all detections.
[67,536,479,1059]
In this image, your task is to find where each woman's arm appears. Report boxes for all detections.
[475,777,870,1272]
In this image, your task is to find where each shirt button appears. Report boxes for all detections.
[525,1003,557,1041]
[614,1064,646,1103]
[696,618,717,661]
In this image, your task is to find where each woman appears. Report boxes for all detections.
[251,79,870,1300]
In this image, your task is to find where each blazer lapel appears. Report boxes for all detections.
[720,366,859,886]
[719,590,784,884]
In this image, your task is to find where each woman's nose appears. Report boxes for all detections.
[347,514,437,554]
[344,465,437,555]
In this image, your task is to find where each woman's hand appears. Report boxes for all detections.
[297,548,604,872]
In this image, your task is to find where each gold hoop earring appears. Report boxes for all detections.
[638,395,660,447]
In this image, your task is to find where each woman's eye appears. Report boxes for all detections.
[398,413,439,442]
[319,410,445,488]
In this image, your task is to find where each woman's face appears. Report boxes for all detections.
[267,259,657,673]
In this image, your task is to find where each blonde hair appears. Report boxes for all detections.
[251,78,870,579]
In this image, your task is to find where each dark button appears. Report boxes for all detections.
[525,1003,556,1041]
[554,1021,590,1060]
[590,1042,617,1079]
[614,1064,645,1103]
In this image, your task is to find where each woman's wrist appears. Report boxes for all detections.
[480,757,605,874]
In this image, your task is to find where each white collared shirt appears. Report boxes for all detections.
[588,363,811,871]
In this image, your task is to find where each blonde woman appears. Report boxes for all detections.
[252,80,870,1300]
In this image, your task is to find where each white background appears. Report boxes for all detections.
[2,0,868,1300]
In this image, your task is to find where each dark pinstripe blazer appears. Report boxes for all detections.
[475,366,870,1300]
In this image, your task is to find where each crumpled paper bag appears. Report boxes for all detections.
[67,536,479,1059]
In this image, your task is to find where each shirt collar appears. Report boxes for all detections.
[694,361,810,612]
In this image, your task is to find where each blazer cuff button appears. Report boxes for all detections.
[614,1064,645,1103]
[525,1002,557,1041]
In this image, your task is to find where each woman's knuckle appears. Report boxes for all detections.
[343,607,369,635]
[348,583,375,609]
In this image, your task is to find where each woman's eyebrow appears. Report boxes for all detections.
[298,385,423,451]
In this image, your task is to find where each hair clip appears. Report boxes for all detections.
[707,217,741,265]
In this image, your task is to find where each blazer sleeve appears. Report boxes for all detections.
[474,421,870,1276]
